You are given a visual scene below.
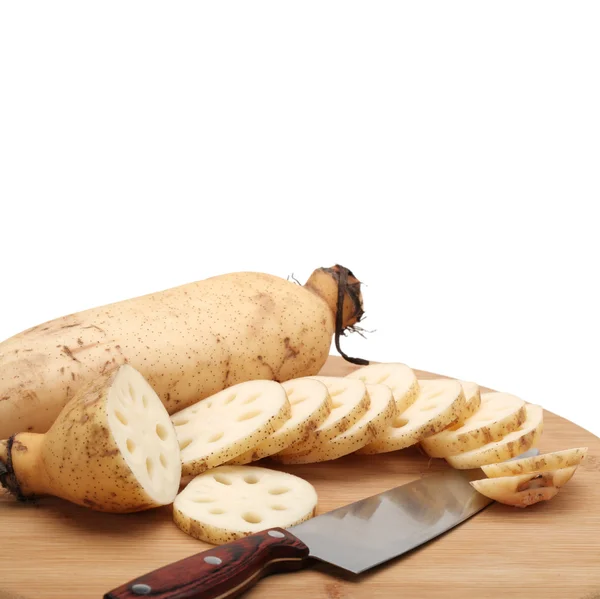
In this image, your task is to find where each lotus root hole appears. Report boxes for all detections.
[155,423,169,440]
[179,438,193,450]
[115,411,128,426]
[237,410,261,422]
[242,512,262,524]
[291,397,307,405]
[224,394,237,405]
[208,431,224,443]
[214,474,233,485]
[268,487,289,495]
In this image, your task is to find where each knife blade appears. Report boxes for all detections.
[104,449,539,599]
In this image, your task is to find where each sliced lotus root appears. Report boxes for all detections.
[276,376,369,458]
[346,362,419,413]
[277,383,396,464]
[229,378,332,465]
[173,465,318,544]
[172,380,291,476]
[357,379,466,455]
[446,404,544,469]
[481,447,588,478]
[470,465,578,507]
[421,392,527,458]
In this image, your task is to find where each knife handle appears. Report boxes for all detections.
[104,528,310,599]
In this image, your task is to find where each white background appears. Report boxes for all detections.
[1,2,599,437]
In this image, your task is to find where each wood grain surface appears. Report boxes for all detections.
[1,356,599,599]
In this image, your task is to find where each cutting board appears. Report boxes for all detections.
[1,356,599,599]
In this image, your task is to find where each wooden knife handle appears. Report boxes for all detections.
[103,528,310,599]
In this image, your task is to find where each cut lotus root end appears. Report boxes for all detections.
[0,365,182,512]
[107,365,182,506]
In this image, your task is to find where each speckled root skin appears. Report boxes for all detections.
[0,370,165,512]
[0,266,365,438]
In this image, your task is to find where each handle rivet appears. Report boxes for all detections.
[204,556,223,565]
[268,530,285,538]
[130,583,152,595]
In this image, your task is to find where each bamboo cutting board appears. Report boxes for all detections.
[1,356,599,599]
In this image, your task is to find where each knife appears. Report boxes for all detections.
[105,449,538,599]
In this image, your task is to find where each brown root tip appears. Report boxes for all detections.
[305,264,369,366]
[0,436,30,503]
